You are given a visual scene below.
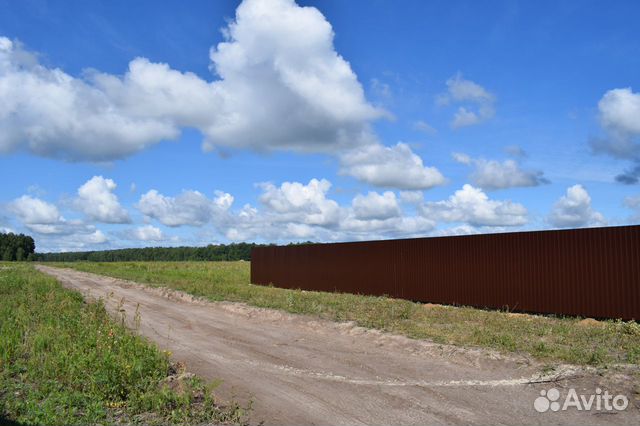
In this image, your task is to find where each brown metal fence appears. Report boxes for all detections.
[251,225,640,320]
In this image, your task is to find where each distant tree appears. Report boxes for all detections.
[35,242,273,262]
[2,247,13,261]
[0,232,36,261]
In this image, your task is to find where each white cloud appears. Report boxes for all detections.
[339,143,445,190]
[8,195,62,225]
[75,176,130,223]
[131,225,165,241]
[6,193,109,250]
[440,73,495,104]
[453,154,548,190]
[437,73,495,129]
[599,88,640,136]
[592,87,640,159]
[224,179,528,242]
[0,39,178,161]
[34,227,109,252]
[452,152,472,164]
[137,189,233,227]
[0,0,385,161]
[429,224,480,237]
[591,88,640,184]
[223,178,436,242]
[399,190,424,205]
[0,1,452,191]
[258,178,340,226]
[206,0,385,153]
[451,107,483,128]
[85,230,108,244]
[352,191,400,220]
[413,120,437,135]
[421,184,528,227]
[548,184,606,228]
[339,214,435,240]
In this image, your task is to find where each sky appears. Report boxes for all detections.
[0,0,639,252]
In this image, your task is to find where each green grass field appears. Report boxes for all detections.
[54,261,640,368]
[0,263,248,425]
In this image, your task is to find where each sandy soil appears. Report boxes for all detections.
[36,265,639,425]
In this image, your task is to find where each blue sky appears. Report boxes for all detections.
[1,0,639,252]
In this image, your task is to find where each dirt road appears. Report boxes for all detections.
[36,265,639,425]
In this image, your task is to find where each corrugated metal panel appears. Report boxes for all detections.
[250,225,640,320]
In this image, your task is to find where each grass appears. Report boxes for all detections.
[53,261,640,368]
[0,263,249,425]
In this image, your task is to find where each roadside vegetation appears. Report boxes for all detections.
[55,261,640,368]
[0,263,249,425]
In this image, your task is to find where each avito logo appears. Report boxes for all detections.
[534,388,628,413]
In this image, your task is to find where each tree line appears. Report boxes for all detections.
[0,232,36,261]
[2,232,314,262]
[35,243,261,262]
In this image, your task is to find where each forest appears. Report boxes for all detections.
[0,232,36,261]
[35,243,260,262]
[2,232,314,262]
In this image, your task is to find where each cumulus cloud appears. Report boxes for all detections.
[591,88,640,182]
[223,179,340,242]
[548,184,606,228]
[0,39,178,161]
[0,1,448,191]
[339,143,445,190]
[75,176,130,223]
[437,73,496,129]
[258,179,340,226]
[598,88,640,144]
[351,191,400,220]
[421,184,528,227]
[0,0,385,161]
[6,194,108,249]
[35,228,109,252]
[339,215,436,240]
[8,195,62,225]
[131,225,165,241]
[453,153,548,190]
[137,189,233,227]
[223,178,435,242]
[85,230,108,244]
[429,224,481,237]
[399,190,424,205]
